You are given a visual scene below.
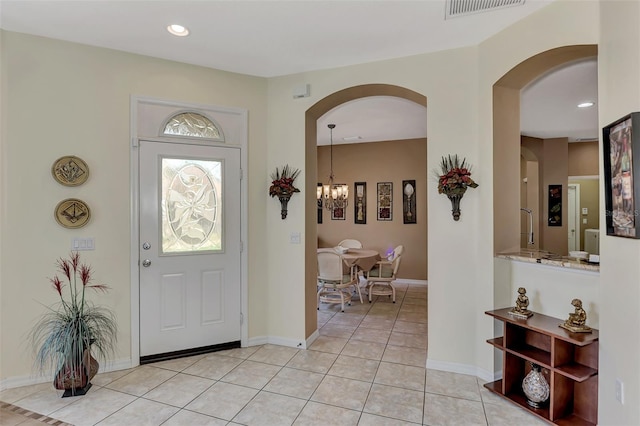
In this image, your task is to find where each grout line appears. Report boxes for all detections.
[0,402,72,426]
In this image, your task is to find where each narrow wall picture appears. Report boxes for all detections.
[403,180,416,224]
[548,184,562,226]
[603,112,640,238]
[354,182,366,224]
[317,183,323,224]
[377,182,393,221]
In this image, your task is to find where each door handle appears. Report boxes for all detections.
[142,259,151,267]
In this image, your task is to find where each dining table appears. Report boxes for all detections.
[317,247,381,274]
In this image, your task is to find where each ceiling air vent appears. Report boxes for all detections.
[445,0,526,19]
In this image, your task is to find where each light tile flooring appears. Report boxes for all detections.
[0,283,546,425]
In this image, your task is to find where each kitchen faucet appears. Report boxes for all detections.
[520,208,534,245]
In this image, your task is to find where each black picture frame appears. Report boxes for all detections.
[354,182,366,224]
[402,180,416,224]
[331,183,346,220]
[548,184,562,227]
[603,112,640,238]
[317,183,323,224]
[377,182,393,221]
[331,206,345,220]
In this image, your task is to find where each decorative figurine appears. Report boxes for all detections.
[509,287,533,318]
[560,298,592,333]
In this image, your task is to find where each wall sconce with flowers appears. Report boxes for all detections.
[269,165,301,219]
[436,154,478,221]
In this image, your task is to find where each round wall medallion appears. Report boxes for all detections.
[52,156,89,186]
[54,198,91,228]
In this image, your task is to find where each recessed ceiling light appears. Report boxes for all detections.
[577,101,595,108]
[167,24,189,37]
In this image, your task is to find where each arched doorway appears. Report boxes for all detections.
[304,84,427,338]
[493,45,598,254]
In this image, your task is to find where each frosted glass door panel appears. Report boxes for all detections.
[162,158,222,254]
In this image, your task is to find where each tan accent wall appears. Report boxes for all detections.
[568,141,600,250]
[568,141,599,176]
[521,138,599,254]
[317,139,427,280]
[569,178,599,250]
[542,137,569,255]
[493,86,522,253]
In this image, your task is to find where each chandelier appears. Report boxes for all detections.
[317,124,349,210]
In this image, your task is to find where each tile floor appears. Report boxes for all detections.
[0,283,546,425]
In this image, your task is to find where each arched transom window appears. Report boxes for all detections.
[162,112,223,140]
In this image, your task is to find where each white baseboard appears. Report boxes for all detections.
[0,358,133,391]
[426,357,497,383]
[305,330,319,349]
[245,330,319,350]
[245,335,306,349]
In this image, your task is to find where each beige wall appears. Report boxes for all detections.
[0,32,269,383]
[317,139,427,280]
[598,2,640,422]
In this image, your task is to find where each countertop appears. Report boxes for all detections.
[496,249,599,273]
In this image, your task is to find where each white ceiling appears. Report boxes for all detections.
[0,0,596,144]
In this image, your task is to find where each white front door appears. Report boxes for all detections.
[139,140,241,358]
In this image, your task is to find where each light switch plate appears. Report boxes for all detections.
[290,232,301,244]
[582,207,588,215]
[72,237,95,250]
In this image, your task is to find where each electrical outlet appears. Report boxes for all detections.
[615,378,624,404]
[290,232,301,244]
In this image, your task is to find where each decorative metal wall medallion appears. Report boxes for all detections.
[55,198,91,228]
[52,156,89,186]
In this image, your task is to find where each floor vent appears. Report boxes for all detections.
[445,0,526,19]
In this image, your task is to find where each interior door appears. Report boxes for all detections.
[139,140,241,358]
[568,185,578,251]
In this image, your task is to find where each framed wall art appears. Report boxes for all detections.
[548,184,562,227]
[331,206,345,220]
[354,182,366,224]
[603,112,640,238]
[403,180,416,224]
[377,182,393,221]
[317,182,323,224]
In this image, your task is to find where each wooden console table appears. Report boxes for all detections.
[485,308,598,425]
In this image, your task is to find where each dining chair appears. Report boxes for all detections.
[338,239,363,249]
[365,245,404,303]
[317,251,358,312]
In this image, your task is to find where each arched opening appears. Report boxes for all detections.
[304,84,427,338]
[493,45,598,255]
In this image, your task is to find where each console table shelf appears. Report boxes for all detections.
[485,308,598,426]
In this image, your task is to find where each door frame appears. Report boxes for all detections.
[568,183,581,251]
[130,95,249,366]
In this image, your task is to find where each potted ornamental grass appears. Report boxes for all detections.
[29,252,117,397]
